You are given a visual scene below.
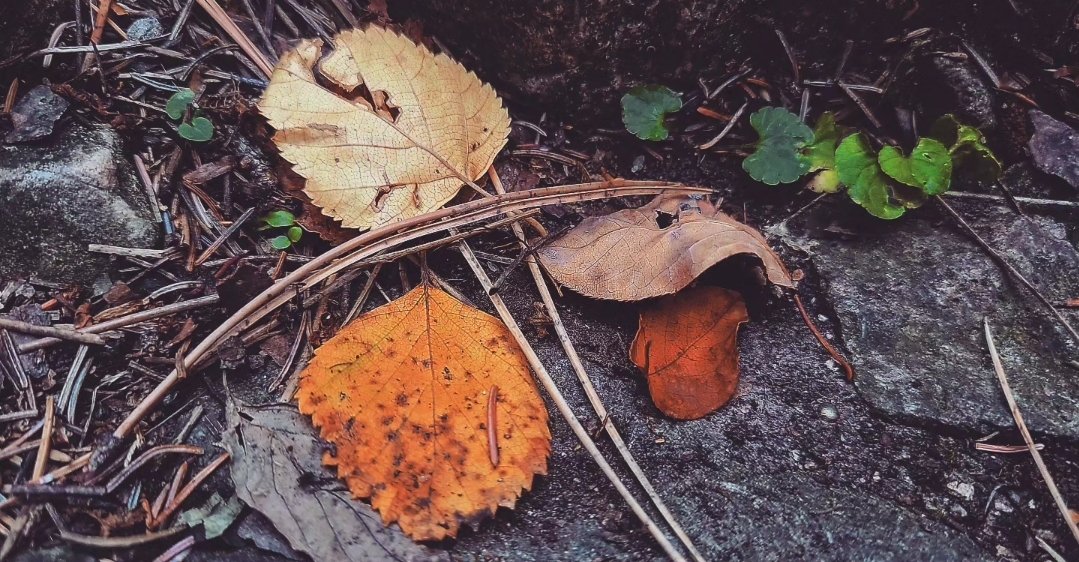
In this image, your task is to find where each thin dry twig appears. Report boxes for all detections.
[698,101,748,150]
[102,182,710,447]
[150,451,230,529]
[976,442,1044,454]
[31,397,55,482]
[984,319,1079,547]
[457,241,687,562]
[792,294,854,380]
[487,169,705,562]
[774,28,800,85]
[838,82,882,128]
[19,295,220,353]
[0,318,106,347]
[941,190,1079,210]
[195,0,275,76]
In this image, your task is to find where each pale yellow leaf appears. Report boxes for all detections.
[259,26,510,229]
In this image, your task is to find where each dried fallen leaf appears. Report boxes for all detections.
[259,26,510,229]
[630,286,748,420]
[296,283,550,540]
[279,164,359,245]
[537,194,793,301]
[222,401,443,562]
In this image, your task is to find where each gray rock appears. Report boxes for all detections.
[787,198,1079,439]
[434,257,1005,561]
[11,545,93,562]
[0,123,159,288]
[5,85,69,143]
[917,54,997,130]
[1029,110,1079,189]
[126,17,165,42]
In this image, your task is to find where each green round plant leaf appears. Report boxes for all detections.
[835,134,905,219]
[877,145,917,186]
[929,114,962,147]
[166,88,196,120]
[750,106,813,143]
[878,138,952,195]
[621,85,683,141]
[261,210,297,228]
[800,112,841,172]
[287,225,303,243]
[178,116,214,142]
[928,114,1000,183]
[742,107,814,185]
[953,143,1002,183]
[908,138,952,195]
[743,139,811,185]
[270,235,292,250]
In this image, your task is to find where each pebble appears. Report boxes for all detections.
[127,17,164,42]
[820,405,839,421]
[947,481,975,501]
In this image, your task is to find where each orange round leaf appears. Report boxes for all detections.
[630,286,748,420]
[296,283,551,540]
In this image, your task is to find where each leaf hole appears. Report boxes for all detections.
[654,210,677,229]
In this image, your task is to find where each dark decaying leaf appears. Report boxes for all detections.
[222,401,447,562]
[929,114,1001,183]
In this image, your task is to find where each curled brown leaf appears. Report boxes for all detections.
[537,194,793,301]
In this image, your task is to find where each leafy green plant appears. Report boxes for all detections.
[835,134,905,219]
[621,85,683,141]
[165,88,214,142]
[741,108,1000,219]
[259,210,304,250]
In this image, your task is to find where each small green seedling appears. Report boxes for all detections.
[165,88,214,143]
[259,210,304,250]
[740,107,1000,219]
[742,106,814,185]
[621,85,683,141]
